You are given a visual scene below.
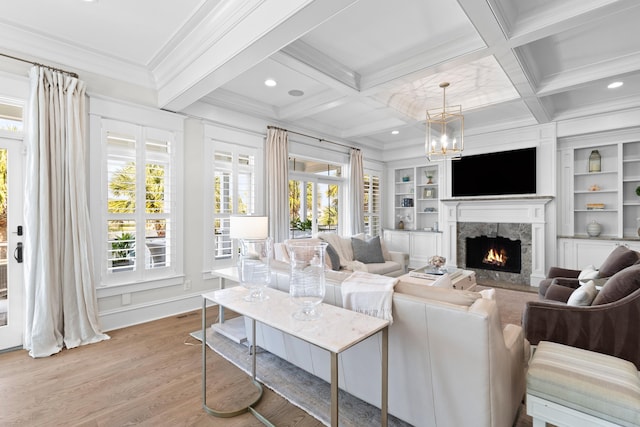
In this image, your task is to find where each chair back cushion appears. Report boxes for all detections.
[592,263,640,305]
[598,245,640,278]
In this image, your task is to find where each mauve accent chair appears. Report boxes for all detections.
[537,245,640,300]
[523,262,640,369]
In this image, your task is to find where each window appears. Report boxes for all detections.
[364,172,381,237]
[289,157,342,238]
[211,142,259,262]
[0,100,23,133]
[99,120,179,285]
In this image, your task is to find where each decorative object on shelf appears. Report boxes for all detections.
[402,174,410,182]
[588,184,600,191]
[424,188,433,198]
[637,218,640,237]
[401,197,414,207]
[588,150,601,172]
[398,220,404,230]
[426,82,463,161]
[424,171,434,184]
[586,203,605,210]
[230,215,271,302]
[636,186,640,197]
[586,220,602,237]
[287,240,327,320]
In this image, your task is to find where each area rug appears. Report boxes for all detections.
[192,326,534,427]
[476,285,540,327]
[191,327,411,427]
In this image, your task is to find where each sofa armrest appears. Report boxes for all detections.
[546,266,581,279]
[522,298,640,368]
[544,279,580,302]
[388,250,409,272]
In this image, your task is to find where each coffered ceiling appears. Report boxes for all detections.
[1,0,639,152]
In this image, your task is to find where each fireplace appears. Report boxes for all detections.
[441,196,553,286]
[457,222,531,285]
[466,235,522,274]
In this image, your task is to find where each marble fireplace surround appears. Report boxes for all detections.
[441,196,553,286]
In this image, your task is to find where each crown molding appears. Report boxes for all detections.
[0,22,154,88]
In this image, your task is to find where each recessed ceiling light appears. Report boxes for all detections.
[264,79,277,87]
[288,89,304,97]
[608,81,623,89]
[391,130,399,135]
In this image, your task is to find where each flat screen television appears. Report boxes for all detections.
[451,147,536,197]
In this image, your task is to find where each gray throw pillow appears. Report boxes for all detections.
[598,245,640,278]
[592,263,640,305]
[351,236,385,264]
[325,243,341,271]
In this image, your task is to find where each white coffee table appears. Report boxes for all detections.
[202,286,390,427]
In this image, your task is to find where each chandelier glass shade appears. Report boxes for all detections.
[426,82,464,161]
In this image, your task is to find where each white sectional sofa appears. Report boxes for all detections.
[274,233,408,277]
[245,265,529,427]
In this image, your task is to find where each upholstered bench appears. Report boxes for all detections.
[526,341,640,427]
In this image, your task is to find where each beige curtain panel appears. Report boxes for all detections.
[24,66,108,358]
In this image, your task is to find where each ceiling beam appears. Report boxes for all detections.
[157,0,361,112]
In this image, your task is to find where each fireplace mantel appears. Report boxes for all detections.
[441,196,553,285]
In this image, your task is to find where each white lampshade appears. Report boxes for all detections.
[229,216,269,239]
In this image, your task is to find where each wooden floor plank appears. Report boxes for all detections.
[0,310,321,427]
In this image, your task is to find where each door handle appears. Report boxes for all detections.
[14,242,23,263]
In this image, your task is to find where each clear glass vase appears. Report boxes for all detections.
[237,237,272,302]
[286,240,327,320]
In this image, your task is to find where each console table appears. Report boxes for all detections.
[210,267,247,344]
[202,286,390,426]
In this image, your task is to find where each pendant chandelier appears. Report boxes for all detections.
[426,82,464,161]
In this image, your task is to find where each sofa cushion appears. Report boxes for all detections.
[592,264,640,305]
[365,261,402,276]
[598,245,640,278]
[325,243,341,271]
[567,280,598,306]
[394,282,481,307]
[351,235,385,264]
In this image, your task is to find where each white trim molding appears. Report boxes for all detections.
[441,196,553,286]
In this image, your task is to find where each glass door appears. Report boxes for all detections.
[0,136,24,350]
[289,177,340,238]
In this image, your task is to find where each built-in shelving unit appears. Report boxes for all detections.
[561,132,640,239]
[393,164,440,231]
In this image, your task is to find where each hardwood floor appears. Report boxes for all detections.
[0,310,322,427]
[1,294,537,427]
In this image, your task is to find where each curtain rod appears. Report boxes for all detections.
[268,125,359,151]
[0,52,79,78]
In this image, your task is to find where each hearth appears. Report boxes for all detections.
[465,235,521,274]
[456,222,532,285]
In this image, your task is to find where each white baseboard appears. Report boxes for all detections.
[99,292,214,332]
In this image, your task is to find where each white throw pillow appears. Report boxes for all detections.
[567,280,598,306]
[479,288,496,300]
[578,265,599,282]
[430,273,452,288]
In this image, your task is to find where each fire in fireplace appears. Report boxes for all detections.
[465,235,521,274]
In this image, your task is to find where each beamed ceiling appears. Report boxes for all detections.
[1,0,640,153]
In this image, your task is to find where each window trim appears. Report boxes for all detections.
[89,98,183,288]
[204,139,263,271]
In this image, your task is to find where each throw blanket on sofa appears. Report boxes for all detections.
[341,271,398,322]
